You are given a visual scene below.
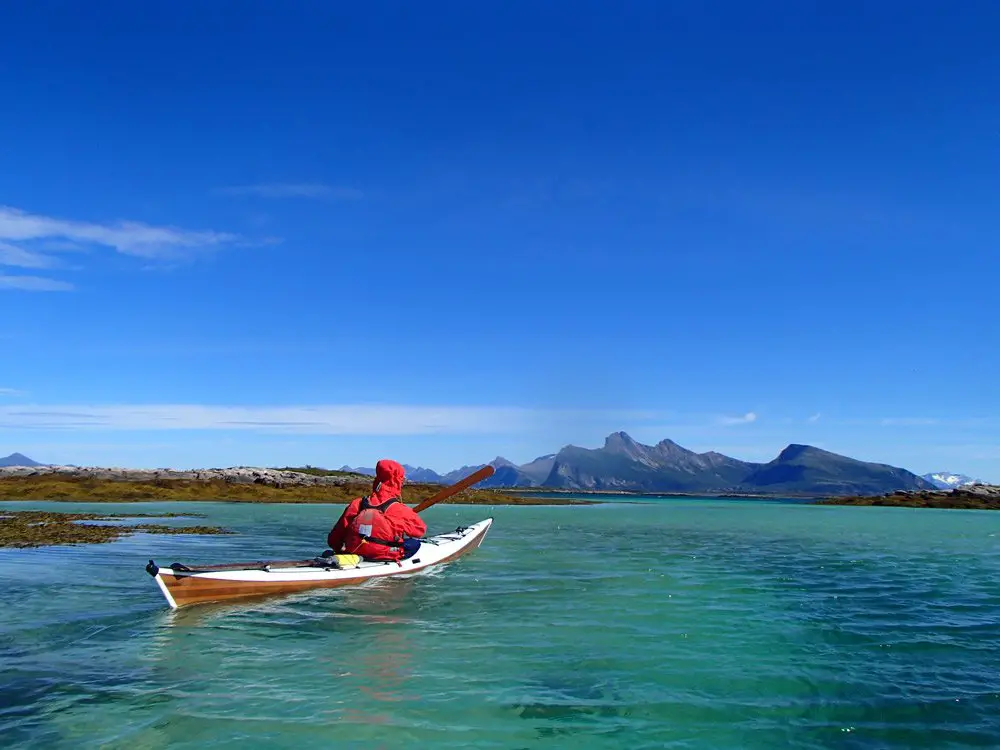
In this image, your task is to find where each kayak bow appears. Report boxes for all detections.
[145,518,493,609]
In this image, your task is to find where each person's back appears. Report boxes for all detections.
[326,459,427,561]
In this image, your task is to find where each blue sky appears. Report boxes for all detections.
[1,1,998,480]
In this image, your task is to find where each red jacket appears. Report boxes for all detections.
[326,459,427,561]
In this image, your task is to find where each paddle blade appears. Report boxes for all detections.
[412,464,496,513]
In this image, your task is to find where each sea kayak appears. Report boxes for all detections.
[145,517,493,609]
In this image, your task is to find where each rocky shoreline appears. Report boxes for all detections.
[4,464,996,510]
[0,464,592,505]
[818,484,1000,510]
[0,464,368,487]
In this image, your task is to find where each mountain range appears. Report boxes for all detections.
[340,431,939,496]
[5,437,972,496]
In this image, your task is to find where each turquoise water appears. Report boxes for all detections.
[2,497,1000,749]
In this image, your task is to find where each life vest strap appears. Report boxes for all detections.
[358,496,400,513]
[358,534,405,548]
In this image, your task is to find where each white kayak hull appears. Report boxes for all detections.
[145,518,493,609]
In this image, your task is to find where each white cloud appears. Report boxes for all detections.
[0,388,26,397]
[0,274,74,292]
[0,404,681,436]
[808,412,821,423]
[215,183,363,200]
[718,411,758,425]
[0,404,538,435]
[880,418,940,426]
[0,205,238,260]
[0,242,59,269]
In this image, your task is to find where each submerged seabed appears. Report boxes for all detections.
[2,497,999,749]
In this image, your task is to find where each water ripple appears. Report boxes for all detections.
[2,500,1000,748]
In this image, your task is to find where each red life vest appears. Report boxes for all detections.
[344,496,405,559]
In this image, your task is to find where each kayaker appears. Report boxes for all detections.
[325,459,427,561]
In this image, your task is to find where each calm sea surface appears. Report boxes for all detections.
[1,497,999,749]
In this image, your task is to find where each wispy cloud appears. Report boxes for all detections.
[0,404,535,435]
[879,418,940,426]
[0,388,27,397]
[215,183,363,200]
[808,413,821,423]
[0,404,676,436]
[0,205,239,260]
[0,205,243,292]
[0,241,60,269]
[718,411,758,425]
[0,236,67,290]
[0,274,74,292]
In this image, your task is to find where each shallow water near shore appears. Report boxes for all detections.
[2,497,999,748]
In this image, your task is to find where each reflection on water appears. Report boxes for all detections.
[333,626,420,731]
[323,578,423,716]
[154,578,421,633]
[143,571,427,732]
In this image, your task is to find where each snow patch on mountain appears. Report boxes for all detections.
[921,472,982,489]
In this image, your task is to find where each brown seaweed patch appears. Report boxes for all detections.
[0,510,233,548]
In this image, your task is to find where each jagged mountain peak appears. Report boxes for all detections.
[653,438,695,456]
[604,431,639,448]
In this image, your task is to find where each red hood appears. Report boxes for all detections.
[371,459,405,502]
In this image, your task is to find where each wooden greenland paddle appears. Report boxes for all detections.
[412,464,496,513]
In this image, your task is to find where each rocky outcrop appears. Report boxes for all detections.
[820,484,1000,509]
[0,464,369,488]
